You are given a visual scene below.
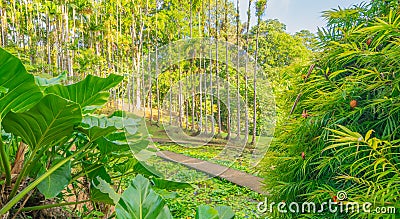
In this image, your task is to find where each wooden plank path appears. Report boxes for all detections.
[149,137,226,146]
[156,150,267,194]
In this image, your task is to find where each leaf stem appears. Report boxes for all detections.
[8,147,38,199]
[0,138,12,186]
[17,200,90,212]
[0,142,92,216]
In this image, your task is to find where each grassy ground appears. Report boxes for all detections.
[156,143,260,176]
[166,178,264,218]
[145,156,265,218]
[131,113,272,176]
[120,112,269,217]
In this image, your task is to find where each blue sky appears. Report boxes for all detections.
[239,0,367,33]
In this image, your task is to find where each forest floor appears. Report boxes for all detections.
[115,109,269,217]
[156,150,266,194]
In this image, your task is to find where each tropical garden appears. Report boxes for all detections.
[0,0,399,218]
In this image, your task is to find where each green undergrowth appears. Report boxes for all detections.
[167,178,264,218]
[156,143,260,176]
[141,156,264,219]
[145,156,264,218]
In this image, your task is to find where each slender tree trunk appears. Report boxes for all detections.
[190,0,195,132]
[215,0,222,137]
[148,46,153,122]
[244,0,252,143]
[208,0,214,135]
[199,3,205,133]
[251,2,264,145]
[143,0,150,118]
[236,0,241,140]
[169,77,173,125]
[0,7,5,46]
[155,0,161,125]
[179,61,183,128]
[185,70,189,129]
[224,0,231,140]
[46,12,51,75]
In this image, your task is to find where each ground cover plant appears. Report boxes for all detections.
[157,143,259,175]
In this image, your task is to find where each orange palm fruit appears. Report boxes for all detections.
[350,100,358,109]
[366,38,372,46]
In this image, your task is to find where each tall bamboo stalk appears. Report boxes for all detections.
[224,0,231,140]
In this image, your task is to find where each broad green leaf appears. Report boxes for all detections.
[88,166,115,205]
[80,115,139,141]
[79,126,117,142]
[114,158,138,174]
[195,205,219,219]
[82,114,139,135]
[110,110,127,117]
[115,174,172,219]
[80,115,124,141]
[2,94,82,150]
[215,206,235,219]
[45,74,123,112]
[154,190,177,199]
[82,115,124,129]
[37,158,71,199]
[133,161,163,178]
[35,72,67,87]
[96,137,130,155]
[123,117,139,135]
[130,140,149,154]
[0,48,43,120]
[93,176,121,205]
[151,178,192,190]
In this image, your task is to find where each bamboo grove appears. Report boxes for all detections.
[0,0,309,143]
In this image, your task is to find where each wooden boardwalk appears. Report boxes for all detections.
[156,150,267,194]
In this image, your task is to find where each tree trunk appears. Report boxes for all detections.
[225,0,231,140]
[215,0,222,137]
[155,0,161,125]
[208,0,214,135]
[244,0,253,143]
[251,4,263,145]
[236,0,241,140]
[190,0,195,132]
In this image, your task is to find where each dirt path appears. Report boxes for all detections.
[156,150,267,194]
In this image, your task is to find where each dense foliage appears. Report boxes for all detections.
[263,1,400,218]
[0,48,236,218]
[0,0,310,140]
[2,0,398,218]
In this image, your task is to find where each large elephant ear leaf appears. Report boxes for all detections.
[93,176,121,205]
[195,205,219,219]
[79,114,139,141]
[0,48,43,120]
[195,205,235,219]
[37,157,71,199]
[2,94,82,150]
[35,72,67,88]
[115,174,172,219]
[45,74,123,113]
[88,166,116,205]
[215,206,235,219]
